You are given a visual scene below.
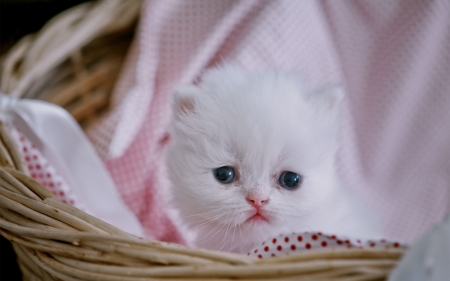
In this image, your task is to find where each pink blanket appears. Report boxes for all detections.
[86,0,450,244]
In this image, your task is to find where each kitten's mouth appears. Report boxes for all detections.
[246,213,269,223]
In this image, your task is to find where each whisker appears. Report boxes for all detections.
[197,212,231,246]
[186,212,227,228]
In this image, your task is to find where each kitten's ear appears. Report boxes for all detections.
[173,85,200,116]
[307,86,344,114]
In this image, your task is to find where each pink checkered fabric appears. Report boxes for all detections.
[11,129,86,212]
[86,0,450,244]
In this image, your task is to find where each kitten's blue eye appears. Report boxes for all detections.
[214,166,236,184]
[278,171,302,190]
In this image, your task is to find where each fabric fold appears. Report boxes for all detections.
[0,93,144,237]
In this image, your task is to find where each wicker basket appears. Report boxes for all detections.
[0,1,404,280]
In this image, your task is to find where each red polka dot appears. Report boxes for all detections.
[312,235,318,240]
[247,253,250,256]
[321,241,327,247]
[271,253,276,257]
[370,242,376,247]
[59,191,64,196]
[305,243,311,249]
[258,255,262,259]
[345,240,350,244]
[23,147,27,152]
[318,232,322,236]
[69,200,74,205]
[254,249,258,253]
[297,236,303,242]
[337,240,343,245]
[49,183,54,187]
[31,173,37,178]
[25,156,30,161]
[290,244,296,250]
[33,155,37,160]
[20,136,25,142]
[277,245,282,251]
[284,237,289,243]
[331,235,336,239]
[46,173,51,178]
[272,238,277,244]
[36,164,41,170]
[264,246,269,252]
[393,243,399,248]
[356,239,361,244]
[28,165,33,170]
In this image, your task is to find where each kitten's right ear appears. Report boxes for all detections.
[173,85,200,116]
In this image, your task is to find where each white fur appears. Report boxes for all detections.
[166,65,380,253]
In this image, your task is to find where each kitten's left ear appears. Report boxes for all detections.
[173,85,201,116]
[307,86,344,114]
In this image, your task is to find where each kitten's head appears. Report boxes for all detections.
[166,65,344,251]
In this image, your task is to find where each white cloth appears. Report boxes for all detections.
[389,214,450,281]
[0,93,144,237]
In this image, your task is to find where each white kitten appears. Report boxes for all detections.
[166,65,380,253]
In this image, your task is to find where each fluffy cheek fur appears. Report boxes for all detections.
[166,132,339,253]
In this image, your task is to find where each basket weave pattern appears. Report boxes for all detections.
[0,1,403,280]
[0,0,139,128]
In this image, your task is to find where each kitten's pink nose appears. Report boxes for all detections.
[246,194,269,208]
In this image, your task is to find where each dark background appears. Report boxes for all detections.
[0,1,90,279]
[0,0,90,54]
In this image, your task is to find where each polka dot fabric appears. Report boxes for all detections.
[249,232,405,259]
[10,128,86,212]
[84,1,450,244]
